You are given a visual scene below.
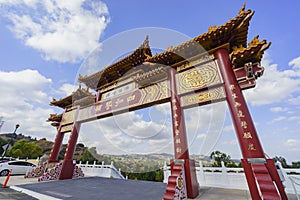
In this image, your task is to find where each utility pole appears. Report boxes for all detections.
[0,117,4,131]
[1,124,20,159]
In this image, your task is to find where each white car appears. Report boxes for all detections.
[0,160,36,176]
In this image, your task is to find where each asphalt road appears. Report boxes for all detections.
[15,177,166,200]
[0,184,37,200]
[1,176,299,200]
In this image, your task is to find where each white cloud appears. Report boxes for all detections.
[244,54,300,106]
[0,69,56,139]
[114,112,170,140]
[196,134,206,139]
[270,107,288,113]
[221,140,237,145]
[267,116,286,125]
[185,102,226,155]
[78,107,174,154]
[0,69,52,105]
[288,95,300,105]
[284,139,300,152]
[1,0,109,63]
[155,103,171,115]
[58,83,77,96]
[222,125,234,132]
[289,56,300,69]
[288,116,300,121]
[185,102,226,134]
[78,102,226,155]
[79,101,227,155]
[273,116,286,122]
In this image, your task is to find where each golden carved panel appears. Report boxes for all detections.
[177,54,214,72]
[176,61,222,95]
[61,124,73,133]
[61,109,76,126]
[180,86,226,108]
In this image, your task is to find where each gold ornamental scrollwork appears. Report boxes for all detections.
[61,109,76,126]
[180,87,226,108]
[61,124,73,133]
[176,61,222,95]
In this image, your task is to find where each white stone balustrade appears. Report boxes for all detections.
[77,161,125,179]
[163,161,300,196]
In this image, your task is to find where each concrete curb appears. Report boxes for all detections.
[11,186,62,200]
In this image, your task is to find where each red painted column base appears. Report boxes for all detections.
[170,159,199,199]
[242,159,288,200]
[59,160,75,180]
[184,159,199,199]
[266,159,288,200]
[241,159,261,199]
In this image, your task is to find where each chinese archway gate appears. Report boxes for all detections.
[47,6,288,200]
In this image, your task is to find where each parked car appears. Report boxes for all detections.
[0,160,36,176]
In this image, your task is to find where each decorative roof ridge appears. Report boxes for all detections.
[145,4,254,63]
[50,86,94,107]
[194,4,254,46]
[47,113,63,122]
[231,35,268,55]
[133,65,167,81]
[230,35,271,68]
[78,36,152,83]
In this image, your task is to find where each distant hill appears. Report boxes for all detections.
[85,153,214,173]
[34,139,54,155]
[33,139,87,160]
[0,133,86,160]
[0,133,35,143]
[0,133,215,172]
[92,153,172,173]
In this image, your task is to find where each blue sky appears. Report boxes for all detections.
[0,1,299,163]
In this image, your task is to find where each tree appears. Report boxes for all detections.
[79,148,98,163]
[210,150,235,167]
[291,161,300,168]
[155,169,164,182]
[7,139,42,159]
[0,137,9,155]
[126,169,164,182]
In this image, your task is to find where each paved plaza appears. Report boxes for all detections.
[0,176,299,199]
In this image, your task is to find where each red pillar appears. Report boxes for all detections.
[169,67,199,198]
[59,121,81,180]
[214,49,264,158]
[49,124,64,163]
[214,48,287,200]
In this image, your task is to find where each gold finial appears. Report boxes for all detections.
[142,35,150,48]
[208,25,217,33]
[144,52,152,59]
[232,44,245,54]
[166,45,173,51]
[248,35,260,47]
[239,3,246,14]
